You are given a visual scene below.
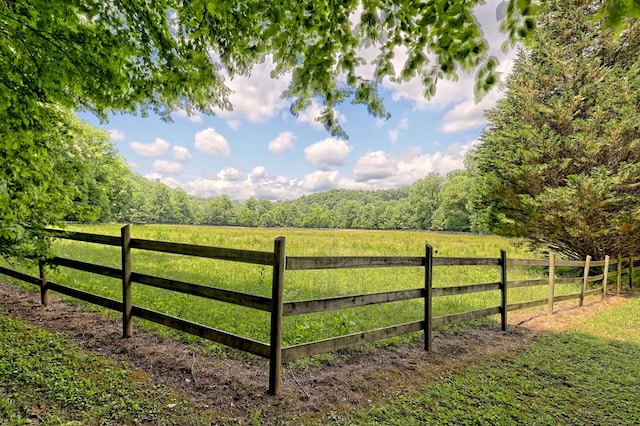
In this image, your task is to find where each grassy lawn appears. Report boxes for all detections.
[331,294,640,426]
[0,312,221,426]
[2,293,639,425]
[0,225,583,347]
[2,226,631,425]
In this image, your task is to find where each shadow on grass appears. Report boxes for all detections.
[339,330,640,425]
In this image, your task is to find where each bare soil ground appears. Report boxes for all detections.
[0,280,629,424]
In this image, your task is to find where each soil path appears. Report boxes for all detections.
[0,281,628,423]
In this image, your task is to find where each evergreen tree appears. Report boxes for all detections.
[471,0,640,259]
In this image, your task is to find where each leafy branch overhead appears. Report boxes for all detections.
[470,0,640,260]
[1,0,541,138]
[2,1,635,136]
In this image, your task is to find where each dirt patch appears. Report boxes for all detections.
[0,281,628,424]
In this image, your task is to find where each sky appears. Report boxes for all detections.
[80,0,517,202]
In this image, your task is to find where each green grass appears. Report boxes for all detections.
[315,295,640,425]
[0,225,587,346]
[0,312,221,426]
[2,291,638,425]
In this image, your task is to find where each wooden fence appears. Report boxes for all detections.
[0,225,637,396]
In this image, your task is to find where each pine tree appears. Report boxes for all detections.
[471,0,640,259]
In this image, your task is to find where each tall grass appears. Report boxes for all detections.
[1,224,588,346]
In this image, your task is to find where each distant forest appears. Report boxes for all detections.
[84,167,481,233]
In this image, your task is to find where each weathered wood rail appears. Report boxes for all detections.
[0,225,637,396]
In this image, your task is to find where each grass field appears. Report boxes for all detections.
[2,291,638,425]
[336,295,640,426]
[1,225,589,346]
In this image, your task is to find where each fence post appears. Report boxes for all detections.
[424,244,433,351]
[602,255,610,301]
[630,254,634,290]
[617,254,622,295]
[547,253,555,315]
[269,237,286,396]
[38,260,49,307]
[500,250,507,331]
[580,255,591,307]
[121,225,133,338]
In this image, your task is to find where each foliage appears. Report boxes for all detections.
[431,171,476,232]
[0,110,125,260]
[470,0,640,260]
[105,176,483,232]
[409,173,445,229]
[2,0,635,260]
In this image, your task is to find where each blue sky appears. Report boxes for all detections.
[80,0,516,201]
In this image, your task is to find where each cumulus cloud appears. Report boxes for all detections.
[172,145,192,161]
[217,167,246,181]
[213,56,290,127]
[296,99,347,129]
[153,160,184,175]
[301,170,340,192]
[268,131,295,154]
[181,166,303,201]
[304,138,352,168]
[130,138,170,157]
[158,142,473,201]
[194,128,231,157]
[108,129,125,141]
[353,151,398,182]
[249,166,268,181]
[440,89,504,133]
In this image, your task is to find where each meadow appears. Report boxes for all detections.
[1,224,587,347]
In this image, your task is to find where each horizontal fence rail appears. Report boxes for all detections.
[1,226,636,396]
[286,256,424,270]
[283,289,424,316]
[131,272,273,312]
[130,238,274,265]
[44,228,121,246]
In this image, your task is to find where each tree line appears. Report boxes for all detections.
[100,169,480,233]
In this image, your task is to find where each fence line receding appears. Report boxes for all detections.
[0,225,635,396]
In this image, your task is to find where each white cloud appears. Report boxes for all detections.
[130,138,170,157]
[108,129,125,141]
[194,128,231,157]
[304,138,352,168]
[217,167,246,181]
[174,109,204,123]
[213,56,290,127]
[296,99,347,129]
[144,172,162,181]
[148,140,475,201]
[181,166,303,201]
[153,160,184,175]
[301,170,340,192]
[172,145,192,161]
[268,131,295,154]
[249,166,268,181]
[440,89,504,133]
[388,117,410,143]
[353,151,398,182]
[162,176,183,189]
